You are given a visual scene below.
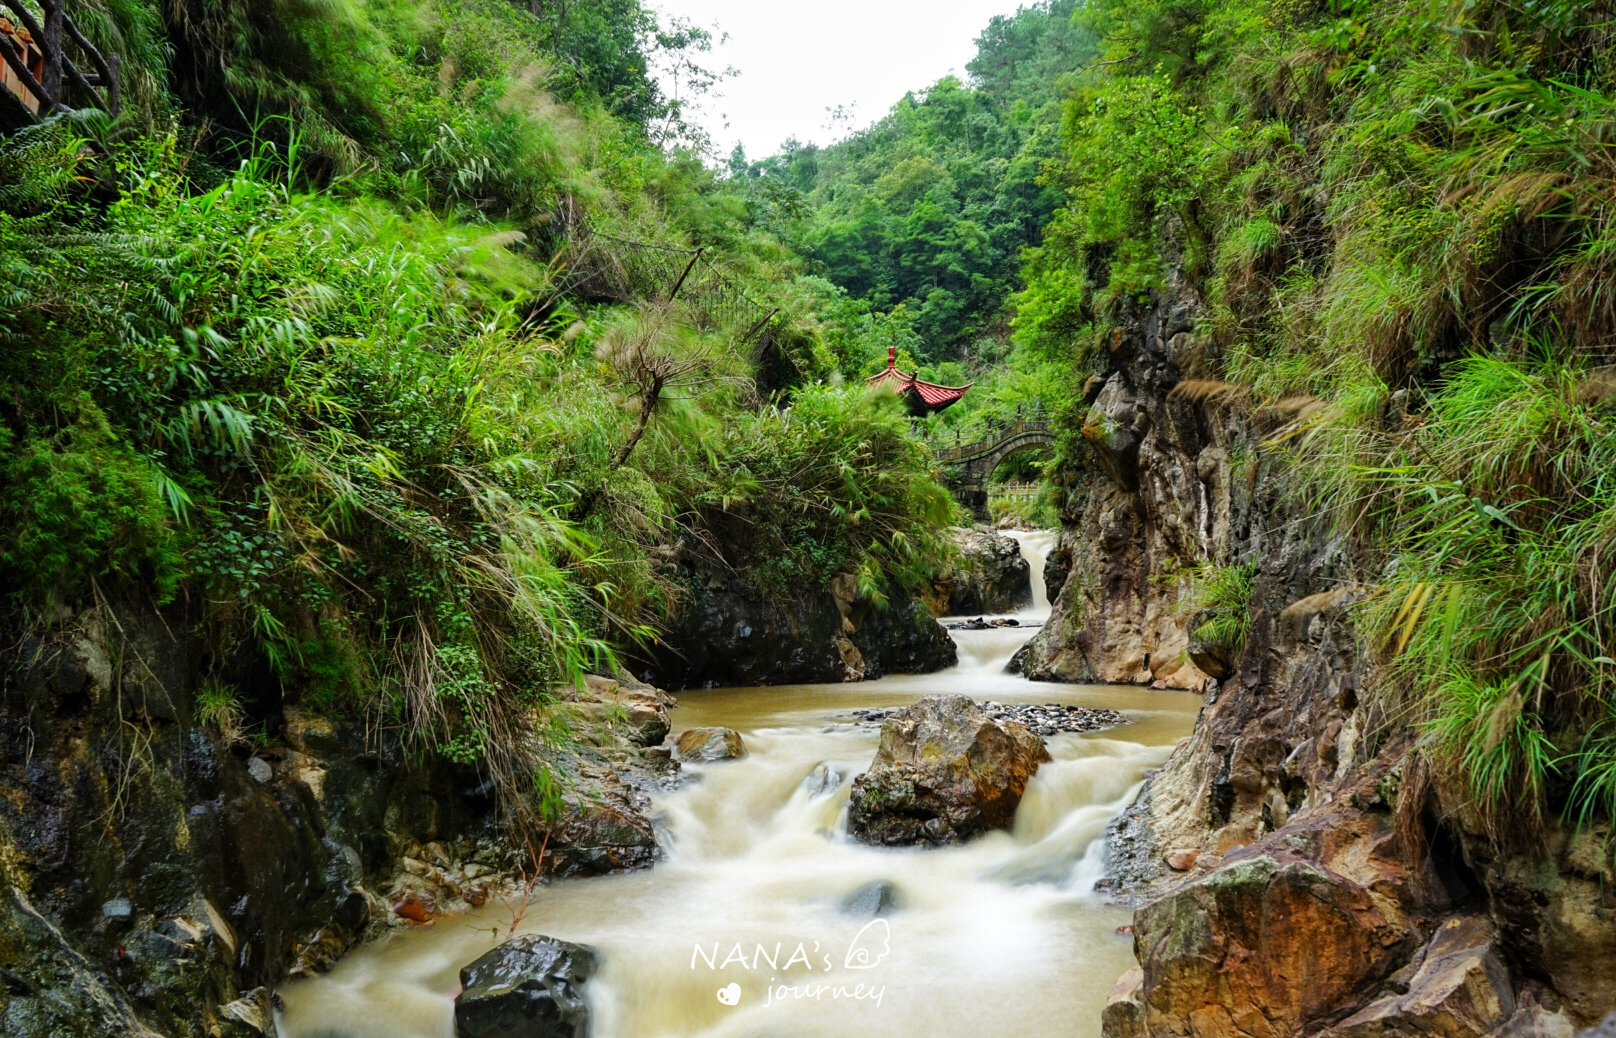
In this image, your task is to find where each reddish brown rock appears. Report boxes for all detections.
[1126,854,1415,1038]
[674,726,746,762]
[847,694,1052,846]
[1164,848,1200,872]
[390,890,436,924]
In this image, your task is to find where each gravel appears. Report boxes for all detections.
[844,699,1129,737]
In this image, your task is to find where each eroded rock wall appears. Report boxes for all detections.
[637,569,956,689]
[1030,274,1616,1036]
[0,604,673,1037]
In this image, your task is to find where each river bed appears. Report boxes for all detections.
[275,530,1201,1038]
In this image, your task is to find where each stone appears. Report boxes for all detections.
[391,890,436,924]
[100,898,133,920]
[1164,848,1199,872]
[1324,916,1515,1038]
[1102,967,1147,1038]
[933,526,1034,615]
[1119,855,1415,1038]
[245,757,272,783]
[840,880,901,918]
[674,727,746,762]
[454,934,597,1038]
[846,694,1051,846]
[546,780,659,875]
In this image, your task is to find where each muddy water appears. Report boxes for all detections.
[276,532,1200,1038]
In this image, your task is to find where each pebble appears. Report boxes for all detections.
[246,757,272,783]
[846,700,1129,735]
[101,898,133,920]
[943,616,1044,631]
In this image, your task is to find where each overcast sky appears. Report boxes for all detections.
[651,1,1029,161]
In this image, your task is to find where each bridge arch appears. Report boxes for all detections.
[931,417,1055,520]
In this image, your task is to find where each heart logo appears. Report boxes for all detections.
[716,982,741,1006]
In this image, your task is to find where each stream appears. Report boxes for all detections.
[276,530,1202,1038]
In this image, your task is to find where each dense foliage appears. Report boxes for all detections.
[729,2,1095,452]
[1032,0,1616,832]
[0,0,955,815]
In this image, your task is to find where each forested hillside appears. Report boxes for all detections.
[0,0,954,814]
[730,1,1095,442]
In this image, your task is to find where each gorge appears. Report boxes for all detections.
[4,1,1616,1037]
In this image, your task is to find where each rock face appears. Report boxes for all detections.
[847,694,1051,846]
[673,727,746,762]
[1041,266,1616,1034]
[638,572,955,688]
[0,604,672,1037]
[933,526,1033,615]
[1125,853,1416,1038]
[1323,917,1516,1038]
[455,935,597,1038]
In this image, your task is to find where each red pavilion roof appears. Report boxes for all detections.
[865,347,973,414]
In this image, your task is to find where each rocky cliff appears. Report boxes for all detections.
[0,604,676,1037]
[931,526,1034,617]
[637,569,956,689]
[1026,273,1616,1037]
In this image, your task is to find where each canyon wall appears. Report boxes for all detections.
[1024,274,1616,1037]
[0,604,675,1036]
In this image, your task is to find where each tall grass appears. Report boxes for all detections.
[1040,0,1616,832]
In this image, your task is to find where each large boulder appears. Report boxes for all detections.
[454,935,597,1038]
[674,727,746,762]
[847,694,1051,846]
[634,578,955,689]
[933,527,1033,615]
[1112,854,1416,1038]
[1323,916,1515,1038]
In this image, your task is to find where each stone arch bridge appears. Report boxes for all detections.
[930,412,1055,519]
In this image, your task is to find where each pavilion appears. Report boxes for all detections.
[865,346,973,416]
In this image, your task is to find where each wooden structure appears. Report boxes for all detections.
[0,1,119,131]
[866,346,974,416]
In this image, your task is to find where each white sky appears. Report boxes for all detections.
[652,1,1029,160]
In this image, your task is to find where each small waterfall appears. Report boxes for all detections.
[948,529,1057,673]
[1003,528,1056,617]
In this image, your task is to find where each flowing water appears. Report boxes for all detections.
[277,531,1201,1038]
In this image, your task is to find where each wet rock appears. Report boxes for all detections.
[391,890,436,924]
[454,934,597,1038]
[1120,854,1415,1038]
[847,694,1052,846]
[802,762,847,797]
[944,616,1040,631]
[933,527,1033,615]
[840,880,901,918]
[100,898,133,920]
[1323,916,1514,1038]
[635,578,954,688]
[847,700,1126,737]
[1579,1012,1616,1038]
[546,769,660,876]
[675,727,746,762]
[1102,966,1146,1038]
